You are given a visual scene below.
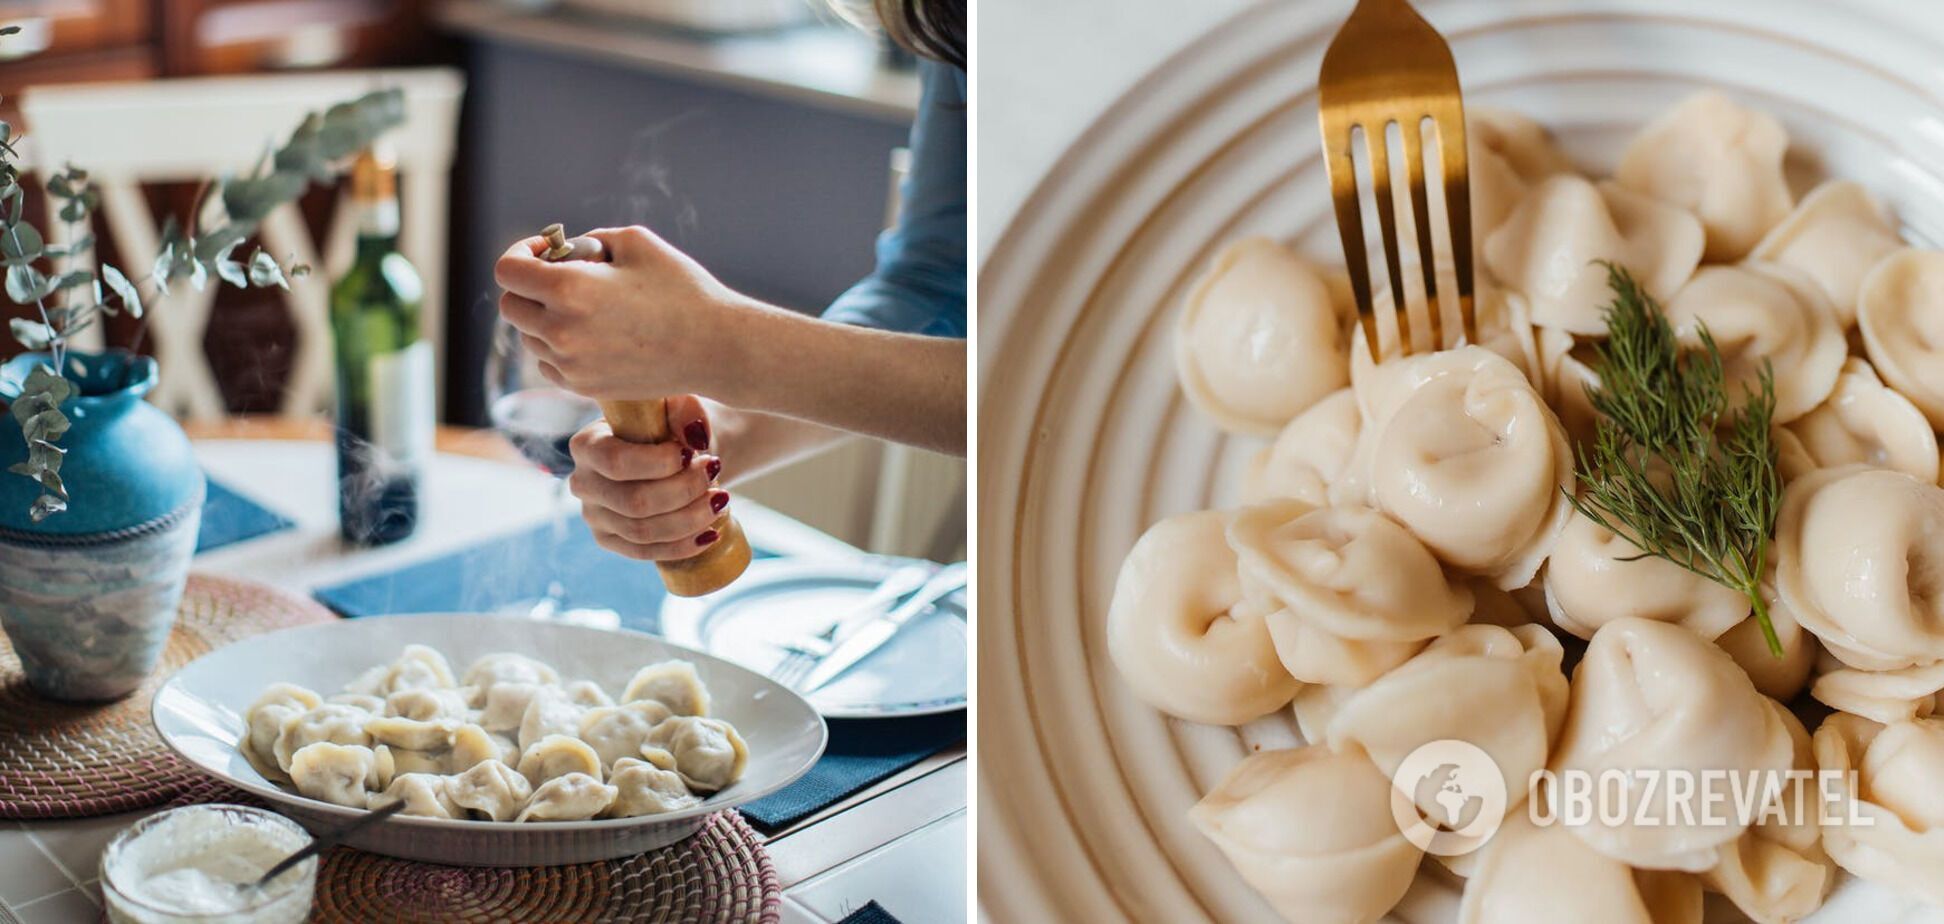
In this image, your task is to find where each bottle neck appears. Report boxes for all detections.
[354,197,400,251]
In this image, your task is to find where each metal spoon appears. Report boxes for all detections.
[251,801,406,890]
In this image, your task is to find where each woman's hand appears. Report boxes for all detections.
[494,225,751,400]
[568,394,732,562]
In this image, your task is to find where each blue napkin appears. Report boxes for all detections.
[312,516,693,633]
[739,711,965,831]
[195,477,296,554]
[837,902,903,924]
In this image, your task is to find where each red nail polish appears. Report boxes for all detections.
[706,458,722,480]
[695,529,719,547]
[680,448,694,469]
[710,491,729,513]
[684,421,709,451]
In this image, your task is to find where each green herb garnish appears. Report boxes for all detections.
[1568,262,1783,657]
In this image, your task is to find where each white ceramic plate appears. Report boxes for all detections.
[661,558,969,718]
[977,1,1944,921]
[153,614,827,866]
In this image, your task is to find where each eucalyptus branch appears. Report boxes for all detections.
[0,79,405,520]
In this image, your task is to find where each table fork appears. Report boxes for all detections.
[1319,0,1474,361]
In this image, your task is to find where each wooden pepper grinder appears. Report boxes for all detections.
[538,223,752,596]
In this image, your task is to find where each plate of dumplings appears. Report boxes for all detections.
[151,614,826,866]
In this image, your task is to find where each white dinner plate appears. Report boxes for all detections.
[977,1,1944,922]
[153,614,827,866]
[660,558,969,719]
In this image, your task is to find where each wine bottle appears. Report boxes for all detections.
[330,146,430,545]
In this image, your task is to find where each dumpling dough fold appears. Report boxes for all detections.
[1813,713,1944,906]
[1775,466,1944,670]
[1859,249,1944,429]
[1543,503,1749,642]
[1227,500,1471,687]
[1106,510,1299,725]
[1338,346,1573,588]
[1662,263,1845,425]
[1189,747,1423,924]
[1752,180,1905,327]
[1176,237,1347,435]
[1549,617,1795,871]
[1786,357,1938,483]
[1457,811,1703,924]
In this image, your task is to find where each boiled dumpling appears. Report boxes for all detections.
[1227,499,1471,686]
[621,661,710,717]
[326,693,385,715]
[1775,466,1944,670]
[242,683,321,782]
[479,682,547,732]
[519,686,589,753]
[1662,263,1846,424]
[1812,661,1944,725]
[1340,346,1574,588]
[1713,580,1817,703]
[517,733,603,787]
[365,715,459,752]
[1105,509,1299,725]
[1703,704,1834,923]
[1469,106,1577,244]
[1534,326,1600,449]
[1858,250,1944,428]
[460,653,559,694]
[385,687,471,722]
[648,716,748,794]
[381,745,446,776]
[579,701,674,770]
[346,644,456,696]
[563,680,614,708]
[1289,683,1354,744]
[1457,811,1703,924]
[1542,503,1750,642]
[447,759,532,822]
[1549,617,1795,871]
[448,723,517,772]
[1483,175,1703,335]
[1786,357,1938,482]
[606,756,702,817]
[1326,624,1568,822]
[371,772,463,819]
[272,704,372,774]
[1344,280,1544,386]
[1175,237,1347,435]
[1239,388,1360,507]
[1813,713,1944,905]
[1188,747,1422,924]
[515,772,617,822]
[1752,180,1906,326]
[1615,90,1792,261]
[287,742,386,809]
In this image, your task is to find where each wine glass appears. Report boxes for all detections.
[483,313,617,627]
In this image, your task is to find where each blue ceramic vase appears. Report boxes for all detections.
[0,351,204,701]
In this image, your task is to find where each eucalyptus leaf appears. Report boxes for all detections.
[5,263,48,303]
[220,171,307,225]
[28,438,65,474]
[29,494,66,522]
[53,269,92,291]
[152,240,175,291]
[6,462,31,477]
[46,174,72,199]
[248,248,288,289]
[187,256,208,292]
[1,221,41,263]
[24,364,73,407]
[8,318,53,350]
[216,254,248,288]
[100,263,141,318]
[58,198,87,223]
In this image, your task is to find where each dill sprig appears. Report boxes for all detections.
[1567,263,1783,657]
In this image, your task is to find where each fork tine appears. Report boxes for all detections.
[1363,121,1414,355]
[1401,117,1443,350]
[1433,113,1477,344]
[1324,127,1382,362]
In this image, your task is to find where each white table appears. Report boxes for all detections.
[0,439,965,924]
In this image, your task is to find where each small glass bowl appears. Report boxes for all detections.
[100,804,316,924]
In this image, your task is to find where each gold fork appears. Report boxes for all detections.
[1319,0,1474,361]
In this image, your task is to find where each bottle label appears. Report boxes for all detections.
[368,340,433,470]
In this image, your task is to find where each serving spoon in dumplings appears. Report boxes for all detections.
[1318,0,1475,361]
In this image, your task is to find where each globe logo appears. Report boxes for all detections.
[1388,739,1507,856]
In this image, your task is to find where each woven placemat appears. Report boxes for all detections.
[306,812,781,924]
[0,573,334,819]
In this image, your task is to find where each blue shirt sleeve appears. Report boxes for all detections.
[820,60,967,339]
